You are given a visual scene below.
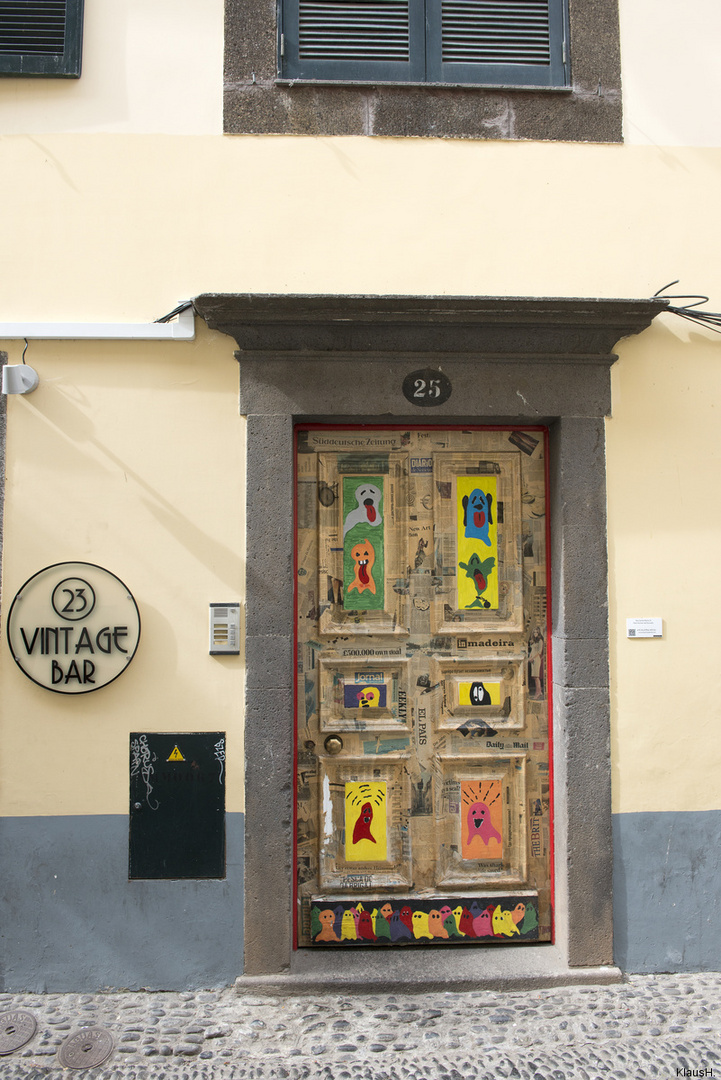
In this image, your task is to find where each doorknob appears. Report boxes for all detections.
[324,735,343,755]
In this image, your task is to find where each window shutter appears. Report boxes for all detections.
[441,1,551,66]
[298,1,410,62]
[0,0,84,77]
[427,0,567,85]
[281,0,568,86]
[282,0,425,81]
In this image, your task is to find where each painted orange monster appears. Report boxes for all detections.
[347,539,376,595]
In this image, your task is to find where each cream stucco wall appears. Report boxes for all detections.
[608,318,721,815]
[1,1,720,827]
[1,136,720,321]
[0,0,719,147]
[0,0,224,135]
[2,135,721,820]
[0,322,245,814]
[620,0,721,147]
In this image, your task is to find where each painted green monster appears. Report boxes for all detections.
[519,904,538,935]
[458,552,496,608]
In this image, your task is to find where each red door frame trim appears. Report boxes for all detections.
[292,423,554,950]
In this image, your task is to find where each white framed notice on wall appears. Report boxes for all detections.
[626,617,663,639]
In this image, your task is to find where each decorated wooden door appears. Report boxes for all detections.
[295,426,552,946]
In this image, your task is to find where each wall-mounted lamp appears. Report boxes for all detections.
[2,363,39,395]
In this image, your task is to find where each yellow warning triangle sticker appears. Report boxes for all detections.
[167,745,185,762]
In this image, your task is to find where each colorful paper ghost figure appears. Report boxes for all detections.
[458,552,496,609]
[467,800,502,846]
[493,906,520,937]
[485,904,499,935]
[389,910,413,941]
[373,909,391,940]
[399,906,414,934]
[428,910,449,939]
[343,483,383,537]
[519,904,538,935]
[473,908,494,937]
[412,910,434,940]
[358,910,377,941]
[341,909,357,941]
[352,802,376,846]
[511,902,526,925]
[348,539,376,596]
[315,909,340,943]
[444,914,464,939]
[462,488,493,546]
[459,906,476,938]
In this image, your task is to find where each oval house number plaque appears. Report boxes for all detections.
[402,368,452,406]
[7,562,141,694]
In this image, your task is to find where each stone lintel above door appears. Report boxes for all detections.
[195,294,667,365]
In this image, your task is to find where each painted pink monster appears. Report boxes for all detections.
[466,800,501,845]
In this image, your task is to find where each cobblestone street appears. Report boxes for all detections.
[0,972,719,1079]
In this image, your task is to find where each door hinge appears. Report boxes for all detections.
[280,33,285,58]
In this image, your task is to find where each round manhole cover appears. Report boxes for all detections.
[58,1028,114,1069]
[0,1010,37,1055]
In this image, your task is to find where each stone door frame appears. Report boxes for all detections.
[194,293,664,991]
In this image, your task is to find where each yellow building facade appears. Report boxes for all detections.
[0,0,720,988]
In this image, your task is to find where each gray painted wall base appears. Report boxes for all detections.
[0,814,244,992]
[613,809,721,974]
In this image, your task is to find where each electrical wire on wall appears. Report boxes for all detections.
[654,281,721,334]
[154,301,194,325]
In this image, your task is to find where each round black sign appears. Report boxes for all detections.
[402,368,452,407]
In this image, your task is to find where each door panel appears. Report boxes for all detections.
[318,756,412,890]
[318,657,410,734]
[296,426,551,947]
[317,452,410,637]
[432,450,524,634]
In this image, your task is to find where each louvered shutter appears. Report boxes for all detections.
[281,0,426,81]
[0,0,84,77]
[426,0,567,85]
[281,0,568,87]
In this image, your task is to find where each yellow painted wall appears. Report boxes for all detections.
[0,0,719,147]
[0,323,245,814]
[1,0,720,824]
[620,0,721,146]
[608,317,721,814]
[0,0,223,135]
[1,136,721,320]
[1,136,721,820]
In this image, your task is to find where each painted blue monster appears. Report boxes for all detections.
[462,488,493,546]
